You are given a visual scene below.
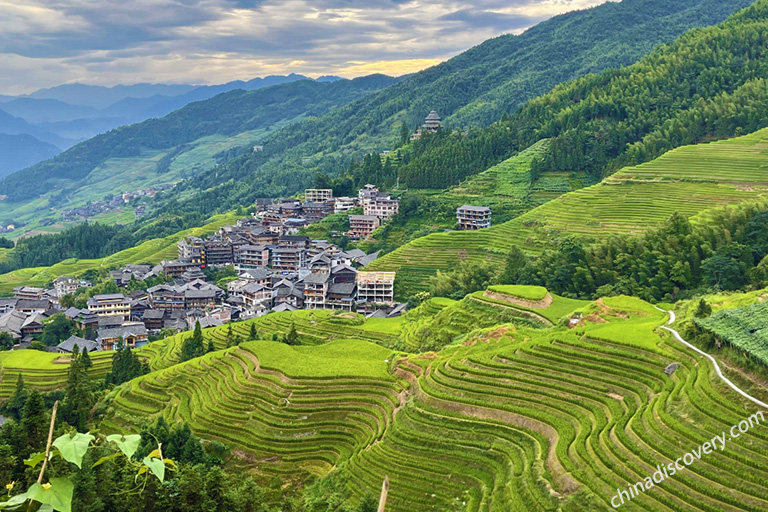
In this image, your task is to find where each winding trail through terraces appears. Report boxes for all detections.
[655,307,768,410]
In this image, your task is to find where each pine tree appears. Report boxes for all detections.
[5,374,26,420]
[21,389,48,451]
[285,323,299,346]
[63,348,93,431]
[249,323,257,340]
[181,321,205,361]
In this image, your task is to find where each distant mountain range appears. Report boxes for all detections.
[0,74,343,176]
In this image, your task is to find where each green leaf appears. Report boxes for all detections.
[23,451,47,469]
[52,433,94,469]
[106,434,141,459]
[24,478,73,512]
[92,453,121,468]
[38,505,54,512]
[142,457,165,483]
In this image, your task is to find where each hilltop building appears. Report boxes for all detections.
[457,205,492,230]
[410,110,442,141]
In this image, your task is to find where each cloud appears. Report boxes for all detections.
[0,0,610,94]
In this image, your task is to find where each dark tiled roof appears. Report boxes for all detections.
[99,324,148,340]
[57,336,100,353]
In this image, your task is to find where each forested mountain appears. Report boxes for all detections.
[393,0,768,189]
[0,134,60,177]
[0,75,399,201]
[141,0,755,218]
[0,75,338,179]
[0,107,71,149]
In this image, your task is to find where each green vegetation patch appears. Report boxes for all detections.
[242,339,395,380]
[487,284,548,301]
[696,300,768,365]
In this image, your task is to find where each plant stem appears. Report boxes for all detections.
[37,400,58,484]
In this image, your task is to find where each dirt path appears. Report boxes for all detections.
[656,308,768,411]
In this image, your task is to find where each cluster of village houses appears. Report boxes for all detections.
[0,184,402,354]
[61,184,173,221]
[0,118,495,354]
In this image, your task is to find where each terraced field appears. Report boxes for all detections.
[103,339,404,480]
[104,294,768,511]
[0,349,113,398]
[370,128,768,295]
[695,301,768,365]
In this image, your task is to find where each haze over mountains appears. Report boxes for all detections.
[0,74,341,177]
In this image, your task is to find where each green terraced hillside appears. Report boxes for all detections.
[0,290,585,400]
[0,211,239,295]
[0,349,113,398]
[101,295,768,511]
[369,128,768,295]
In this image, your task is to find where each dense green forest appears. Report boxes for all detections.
[101,0,753,218]
[0,75,399,201]
[522,203,768,301]
[398,0,768,189]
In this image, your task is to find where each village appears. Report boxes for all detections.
[0,112,492,355]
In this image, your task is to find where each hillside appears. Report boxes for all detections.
[141,0,754,217]
[0,211,239,295]
[87,290,768,511]
[368,127,768,294]
[0,75,397,235]
[0,133,60,177]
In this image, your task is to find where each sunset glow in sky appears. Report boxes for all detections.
[0,0,609,94]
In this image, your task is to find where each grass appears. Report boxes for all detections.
[487,285,549,301]
[369,128,768,296]
[252,339,394,379]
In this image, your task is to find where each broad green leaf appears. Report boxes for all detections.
[38,505,54,512]
[146,448,161,459]
[52,433,94,469]
[24,478,74,512]
[0,493,29,509]
[142,457,165,483]
[92,453,121,468]
[23,451,47,469]
[106,434,141,459]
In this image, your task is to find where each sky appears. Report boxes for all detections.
[0,0,609,95]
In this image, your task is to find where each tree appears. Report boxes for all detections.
[285,323,299,346]
[21,388,48,451]
[358,493,377,512]
[399,121,411,147]
[693,298,712,319]
[62,346,94,431]
[181,321,205,362]
[40,313,76,347]
[499,246,528,284]
[59,293,76,309]
[107,339,149,386]
[249,324,257,340]
[4,374,26,420]
[0,332,14,351]
[207,340,215,353]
